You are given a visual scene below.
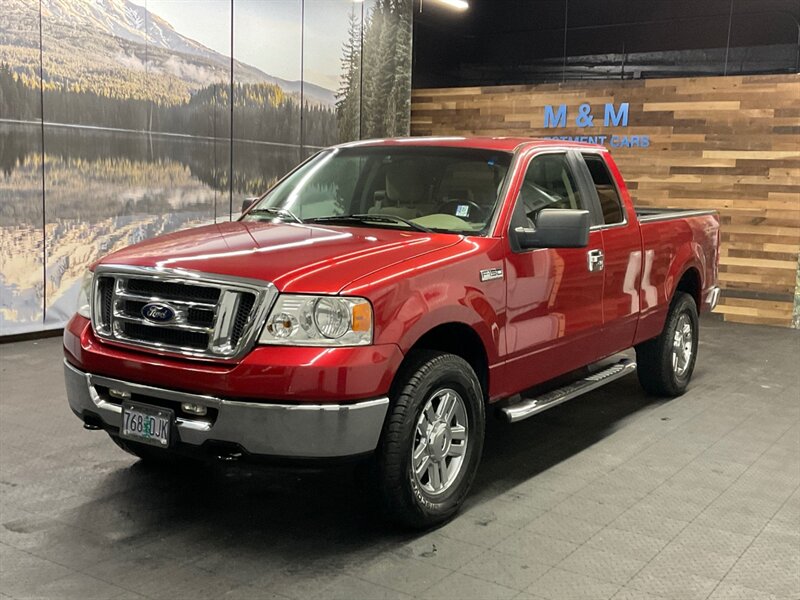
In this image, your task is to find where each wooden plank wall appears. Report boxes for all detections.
[411,75,800,327]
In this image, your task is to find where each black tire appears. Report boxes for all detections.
[635,292,699,397]
[108,434,192,465]
[376,350,485,529]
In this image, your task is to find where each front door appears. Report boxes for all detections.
[501,151,605,393]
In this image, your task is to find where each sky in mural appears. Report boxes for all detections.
[132,0,353,91]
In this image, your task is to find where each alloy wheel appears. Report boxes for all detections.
[672,313,693,377]
[411,388,469,496]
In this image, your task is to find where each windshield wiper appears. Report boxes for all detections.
[305,213,432,233]
[247,206,303,224]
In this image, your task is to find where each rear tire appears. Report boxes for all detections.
[635,292,699,397]
[376,351,485,529]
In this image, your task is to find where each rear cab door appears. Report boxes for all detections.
[574,150,643,356]
[499,148,606,393]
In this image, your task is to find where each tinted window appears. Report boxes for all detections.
[517,153,586,226]
[583,154,624,225]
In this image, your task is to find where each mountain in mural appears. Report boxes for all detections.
[0,0,335,106]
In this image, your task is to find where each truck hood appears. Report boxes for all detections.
[100,221,464,293]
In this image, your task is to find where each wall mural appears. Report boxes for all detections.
[0,0,413,335]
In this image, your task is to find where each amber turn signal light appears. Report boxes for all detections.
[351,302,372,332]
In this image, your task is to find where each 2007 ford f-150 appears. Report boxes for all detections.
[64,137,720,527]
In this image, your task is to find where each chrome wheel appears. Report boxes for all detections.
[672,313,693,377]
[412,388,469,496]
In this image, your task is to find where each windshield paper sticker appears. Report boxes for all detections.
[455,205,470,218]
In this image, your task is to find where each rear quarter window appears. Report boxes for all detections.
[583,154,625,225]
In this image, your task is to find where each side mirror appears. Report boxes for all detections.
[241,197,259,213]
[515,209,590,249]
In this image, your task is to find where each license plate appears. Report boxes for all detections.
[121,402,173,448]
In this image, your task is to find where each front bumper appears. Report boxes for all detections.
[64,315,403,403]
[64,360,389,459]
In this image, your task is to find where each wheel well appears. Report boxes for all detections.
[406,323,489,401]
[676,268,701,307]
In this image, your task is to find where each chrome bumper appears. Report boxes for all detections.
[706,286,721,311]
[64,360,389,458]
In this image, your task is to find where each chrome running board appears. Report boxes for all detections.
[501,359,637,423]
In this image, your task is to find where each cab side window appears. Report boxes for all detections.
[516,153,587,227]
[583,153,624,225]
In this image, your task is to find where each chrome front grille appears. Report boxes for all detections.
[91,266,276,360]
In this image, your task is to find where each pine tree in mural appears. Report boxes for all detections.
[336,0,412,142]
[336,7,362,142]
[361,0,387,137]
[391,1,412,134]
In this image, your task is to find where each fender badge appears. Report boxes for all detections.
[480,268,504,282]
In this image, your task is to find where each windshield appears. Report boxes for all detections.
[241,146,512,234]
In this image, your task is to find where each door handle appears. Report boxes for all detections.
[588,249,604,272]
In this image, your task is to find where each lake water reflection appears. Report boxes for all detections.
[0,123,303,334]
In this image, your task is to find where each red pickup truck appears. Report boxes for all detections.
[64,137,720,527]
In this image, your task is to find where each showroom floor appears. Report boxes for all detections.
[0,318,798,600]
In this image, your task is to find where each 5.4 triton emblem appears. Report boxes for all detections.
[141,302,177,324]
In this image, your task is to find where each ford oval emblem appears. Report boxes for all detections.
[141,302,177,324]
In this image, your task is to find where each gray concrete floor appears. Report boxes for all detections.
[0,318,798,600]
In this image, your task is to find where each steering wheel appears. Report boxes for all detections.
[438,199,486,221]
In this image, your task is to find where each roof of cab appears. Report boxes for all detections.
[333,136,607,153]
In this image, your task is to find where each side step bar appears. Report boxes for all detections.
[500,359,637,423]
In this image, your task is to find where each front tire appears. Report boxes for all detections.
[376,351,485,529]
[635,292,699,397]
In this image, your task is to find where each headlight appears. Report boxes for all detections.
[76,270,93,319]
[259,295,372,346]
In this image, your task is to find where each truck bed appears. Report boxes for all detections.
[634,207,720,344]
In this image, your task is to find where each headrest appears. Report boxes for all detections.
[385,160,426,205]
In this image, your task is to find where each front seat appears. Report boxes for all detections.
[369,161,430,219]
